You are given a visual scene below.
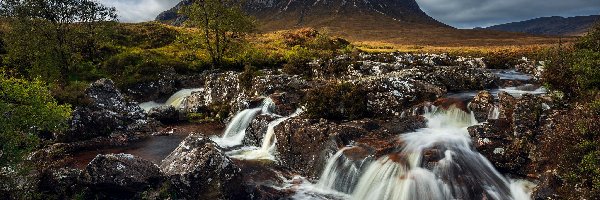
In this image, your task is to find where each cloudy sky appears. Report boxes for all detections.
[97,0,180,23]
[416,0,600,28]
[100,0,600,28]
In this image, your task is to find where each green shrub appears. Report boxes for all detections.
[304,82,370,120]
[282,46,313,76]
[0,74,71,197]
[102,50,186,87]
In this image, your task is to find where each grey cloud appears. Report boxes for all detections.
[97,0,600,28]
[416,0,600,28]
[97,0,180,22]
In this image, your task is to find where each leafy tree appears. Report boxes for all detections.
[1,0,117,82]
[180,0,255,67]
[0,73,72,197]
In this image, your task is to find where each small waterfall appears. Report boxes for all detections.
[313,106,533,200]
[139,88,202,112]
[488,106,500,120]
[212,98,275,148]
[317,147,371,194]
[230,108,302,160]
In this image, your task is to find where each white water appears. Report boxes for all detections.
[312,106,533,200]
[488,105,500,120]
[230,108,303,160]
[212,98,275,148]
[139,88,202,112]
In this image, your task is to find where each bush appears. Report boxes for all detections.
[102,50,186,87]
[304,82,370,120]
[0,74,72,197]
[543,24,600,98]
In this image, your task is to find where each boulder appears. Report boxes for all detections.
[148,105,181,124]
[160,134,245,199]
[513,94,544,138]
[59,79,151,142]
[81,154,163,198]
[243,114,278,147]
[469,90,495,122]
[273,116,425,178]
[359,73,445,117]
[400,66,499,92]
[37,168,82,199]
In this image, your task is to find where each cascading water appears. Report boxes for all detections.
[488,105,500,120]
[230,108,303,160]
[139,88,203,112]
[314,106,533,200]
[316,147,372,194]
[212,98,275,148]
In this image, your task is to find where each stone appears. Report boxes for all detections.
[469,90,495,122]
[58,79,151,142]
[148,105,180,124]
[160,134,246,199]
[81,154,163,198]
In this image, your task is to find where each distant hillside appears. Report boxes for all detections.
[156,0,565,47]
[157,0,447,29]
[485,15,600,36]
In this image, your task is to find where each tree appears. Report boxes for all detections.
[0,73,72,197]
[1,0,117,82]
[180,0,255,67]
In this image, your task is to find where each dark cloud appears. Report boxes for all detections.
[416,0,600,28]
[97,0,180,22]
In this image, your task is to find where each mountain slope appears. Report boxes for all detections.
[485,15,600,36]
[157,0,447,31]
[156,0,564,47]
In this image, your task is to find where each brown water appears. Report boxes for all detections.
[71,122,224,169]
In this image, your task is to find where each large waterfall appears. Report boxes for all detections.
[212,98,275,147]
[314,106,533,200]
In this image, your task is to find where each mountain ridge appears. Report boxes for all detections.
[484,15,600,36]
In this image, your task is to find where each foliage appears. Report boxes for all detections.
[304,82,370,120]
[543,23,600,99]
[180,0,255,66]
[1,0,117,83]
[0,74,72,197]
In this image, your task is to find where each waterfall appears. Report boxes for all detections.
[316,147,371,194]
[488,106,500,120]
[314,106,533,200]
[212,98,275,148]
[138,88,202,112]
[230,108,303,160]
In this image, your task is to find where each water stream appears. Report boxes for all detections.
[228,108,303,161]
[139,88,202,112]
[304,106,533,200]
[212,98,276,148]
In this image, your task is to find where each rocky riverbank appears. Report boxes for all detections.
[28,52,564,199]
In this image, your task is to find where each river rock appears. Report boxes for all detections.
[469,90,495,122]
[400,66,499,92]
[243,114,278,147]
[59,79,151,142]
[160,134,245,199]
[513,94,544,138]
[274,117,369,178]
[359,73,445,117]
[81,153,163,198]
[148,105,181,124]
[37,168,83,199]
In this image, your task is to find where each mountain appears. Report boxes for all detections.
[157,0,447,34]
[484,15,600,36]
[156,0,563,47]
